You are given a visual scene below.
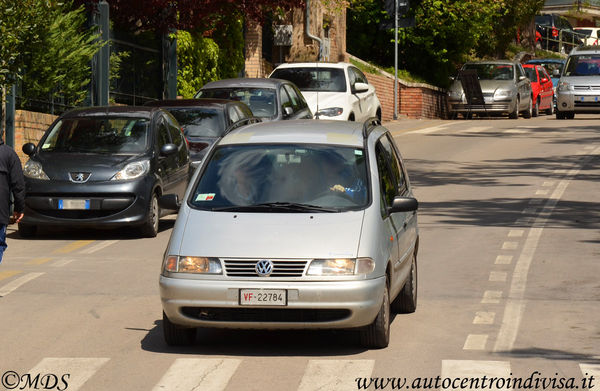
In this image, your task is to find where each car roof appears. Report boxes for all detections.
[273,62,350,69]
[201,78,291,89]
[144,98,237,108]
[570,46,600,54]
[60,106,161,119]
[219,119,373,148]
[464,60,516,65]
[526,58,565,63]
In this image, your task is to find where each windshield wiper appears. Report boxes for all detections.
[212,202,339,213]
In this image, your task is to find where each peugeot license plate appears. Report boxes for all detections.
[239,289,287,306]
[58,199,90,210]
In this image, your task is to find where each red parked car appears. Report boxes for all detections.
[523,64,554,116]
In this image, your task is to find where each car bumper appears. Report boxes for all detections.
[22,176,154,228]
[159,275,385,329]
[448,98,516,114]
[556,90,600,113]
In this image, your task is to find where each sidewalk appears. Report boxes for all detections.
[383,117,450,135]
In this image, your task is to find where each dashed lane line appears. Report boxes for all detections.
[28,358,109,391]
[0,270,22,281]
[298,360,375,391]
[79,240,119,254]
[0,272,44,297]
[53,240,95,255]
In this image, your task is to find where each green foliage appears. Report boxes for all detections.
[176,30,219,98]
[22,4,103,105]
[211,16,245,80]
[0,0,51,87]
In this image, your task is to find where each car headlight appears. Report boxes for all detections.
[111,160,150,181]
[494,89,512,99]
[307,258,375,276]
[23,160,49,180]
[316,107,344,117]
[163,256,223,274]
[558,81,571,91]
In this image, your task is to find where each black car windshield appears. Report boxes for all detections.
[196,88,276,118]
[190,144,369,212]
[40,117,150,153]
[564,55,600,76]
[271,68,347,92]
[524,67,538,82]
[167,108,225,138]
[462,64,514,80]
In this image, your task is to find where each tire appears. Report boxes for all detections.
[508,98,519,119]
[376,109,382,122]
[532,97,540,117]
[18,223,37,238]
[163,312,196,346]
[360,276,390,349]
[391,253,418,313]
[566,112,575,119]
[140,192,160,238]
[556,110,565,119]
[546,98,554,115]
[522,96,533,119]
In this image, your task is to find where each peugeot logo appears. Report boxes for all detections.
[255,260,274,277]
[69,172,91,183]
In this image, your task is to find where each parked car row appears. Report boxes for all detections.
[16,68,416,350]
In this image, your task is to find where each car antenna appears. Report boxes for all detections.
[315,60,320,119]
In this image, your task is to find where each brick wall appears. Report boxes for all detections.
[351,56,448,120]
[245,22,264,78]
[14,110,56,166]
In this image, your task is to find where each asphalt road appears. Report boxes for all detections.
[1,114,598,391]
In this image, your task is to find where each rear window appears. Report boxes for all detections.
[271,68,347,92]
[167,108,225,138]
[462,63,514,81]
[524,67,538,82]
[196,88,276,119]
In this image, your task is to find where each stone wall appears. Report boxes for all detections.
[14,110,56,165]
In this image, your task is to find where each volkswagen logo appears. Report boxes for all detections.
[69,172,91,183]
[255,260,274,277]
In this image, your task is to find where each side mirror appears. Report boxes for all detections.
[160,143,177,156]
[22,143,36,156]
[283,106,294,118]
[389,196,419,214]
[519,75,527,81]
[353,82,369,93]
[541,77,549,83]
[158,194,180,210]
[449,76,456,81]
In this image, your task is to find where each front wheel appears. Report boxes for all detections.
[532,97,540,117]
[163,312,196,346]
[360,276,390,349]
[522,96,533,118]
[508,98,519,119]
[140,193,160,238]
[391,253,418,313]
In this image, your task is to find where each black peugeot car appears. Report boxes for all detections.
[19,106,190,238]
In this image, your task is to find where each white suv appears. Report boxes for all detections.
[270,62,382,122]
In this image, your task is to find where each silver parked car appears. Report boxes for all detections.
[159,119,419,349]
[555,46,600,119]
[448,61,533,119]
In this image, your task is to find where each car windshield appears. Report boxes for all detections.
[190,144,369,212]
[564,54,600,76]
[524,67,538,82]
[271,68,347,92]
[196,88,276,118]
[535,15,552,26]
[462,64,514,80]
[576,29,592,36]
[167,108,225,138]
[40,117,150,154]
[536,62,564,76]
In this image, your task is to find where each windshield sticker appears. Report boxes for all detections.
[195,193,216,201]
[355,150,363,156]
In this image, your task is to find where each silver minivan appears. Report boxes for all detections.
[556,46,600,119]
[158,119,419,349]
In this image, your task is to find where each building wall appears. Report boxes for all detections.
[14,110,56,166]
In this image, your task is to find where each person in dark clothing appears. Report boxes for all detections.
[0,138,25,262]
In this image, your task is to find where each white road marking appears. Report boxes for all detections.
[505,129,528,133]
[493,148,600,352]
[522,208,537,214]
[508,230,524,237]
[28,358,109,391]
[51,259,76,268]
[542,181,555,187]
[441,360,511,390]
[473,312,495,325]
[481,291,502,304]
[495,255,513,265]
[79,240,119,254]
[463,335,488,350]
[535,189,549,195]
[489,271,507,282]
[580,364,600,389]
[410,123,454,134]
[0,272,44,297]
[528,199,544,205]
[461,126,491,133]
[553,169,568,174]
[152,358,241,391]
[502,242,518,250]
[583,145,596,149]
[298,360,374,391]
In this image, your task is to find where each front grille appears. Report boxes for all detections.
[36,210,118,219]
[182,307,351,323]
[451,103,510,111]
[574,101,600,107]
[573,85,600,90]
[223,259,308,277]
